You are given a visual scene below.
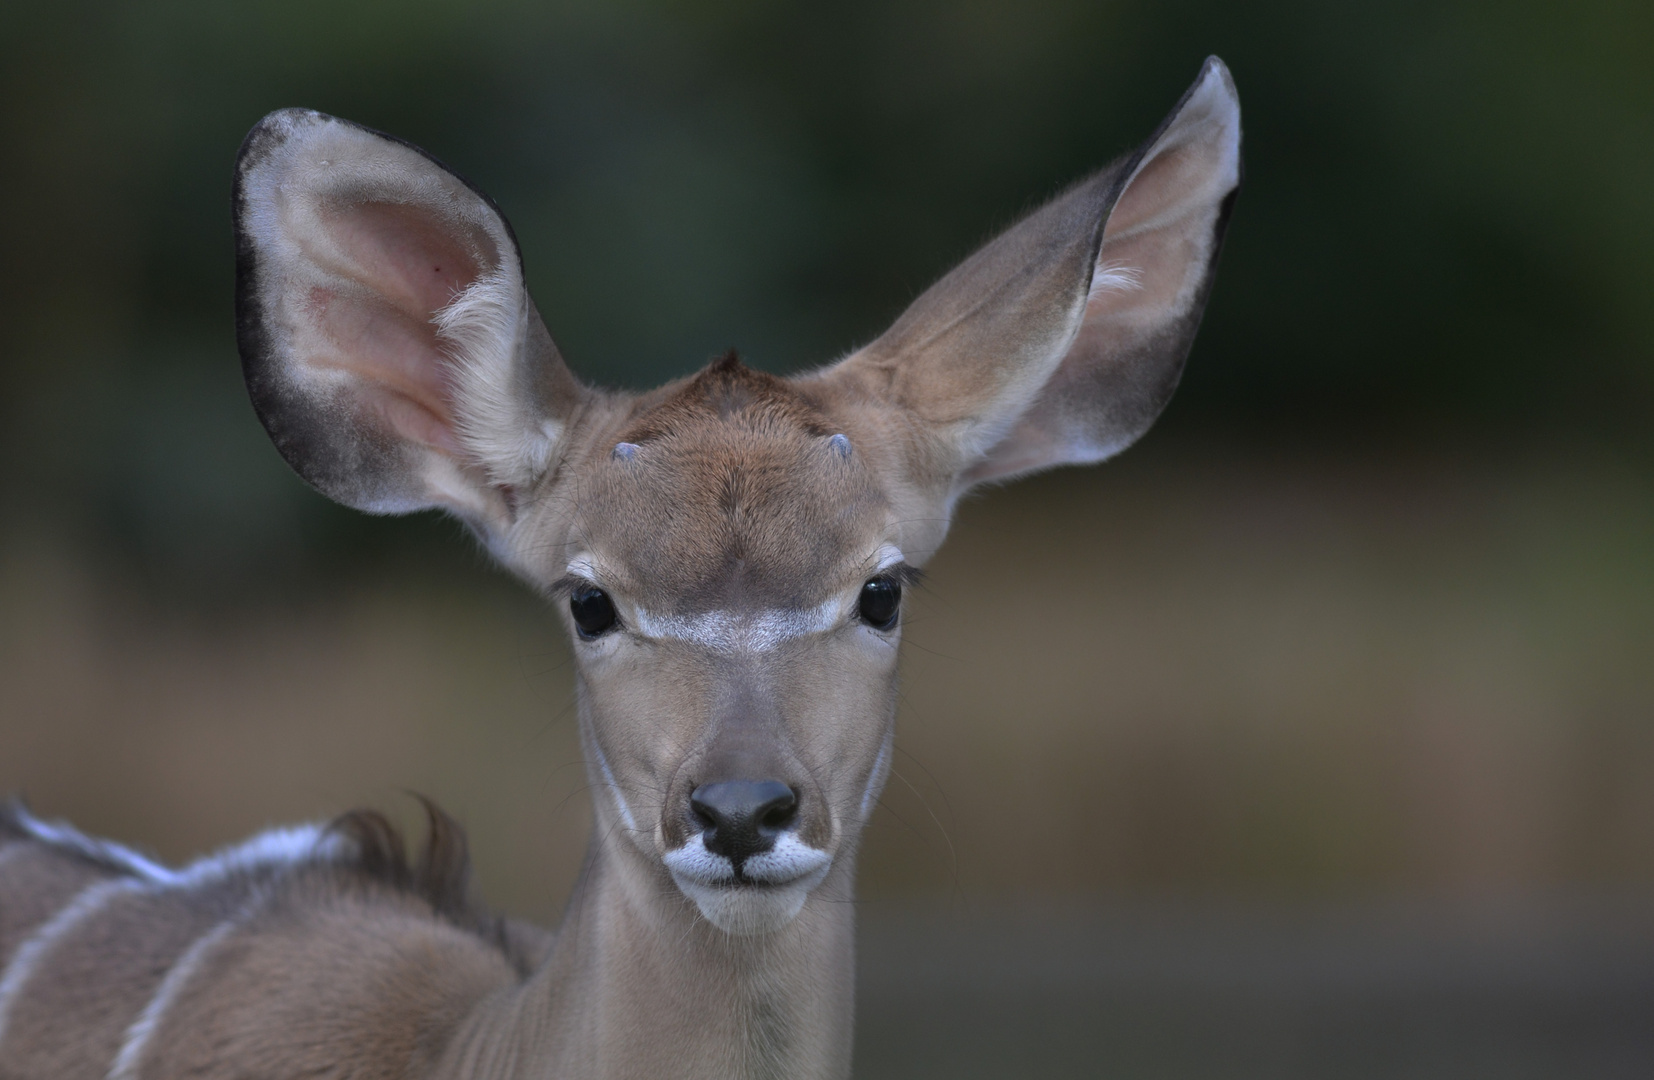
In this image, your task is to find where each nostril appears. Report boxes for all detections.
[758,790,797,832]
[689,780,798,863]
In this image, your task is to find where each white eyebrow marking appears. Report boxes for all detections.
[569,546,907,653]
[634,598,842,653]
[872,544,905,573]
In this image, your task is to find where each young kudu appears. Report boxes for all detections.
[0,58,1241,1079]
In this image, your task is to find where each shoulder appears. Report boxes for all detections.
[139,872,520,1080]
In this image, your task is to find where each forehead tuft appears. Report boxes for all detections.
[620,351,834,445]
[580,354,884,610]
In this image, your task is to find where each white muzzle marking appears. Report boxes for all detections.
[663,832,832,935]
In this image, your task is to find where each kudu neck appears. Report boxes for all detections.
[445,830,857,1080]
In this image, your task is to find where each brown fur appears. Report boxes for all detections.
[0,801,529,1080]
[619,351,837,446]
[2,59,1240,1080]
[558,352,891,616]
[0,830,119,975]
[5,871,258,1077]
[136,861,519,1080]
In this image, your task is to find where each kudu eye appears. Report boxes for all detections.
[569,586,619,639]
[857,576,902,631]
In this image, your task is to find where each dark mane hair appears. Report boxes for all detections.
[327,796,536,974]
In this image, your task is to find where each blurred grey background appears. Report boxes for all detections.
[2,1,1652,1075]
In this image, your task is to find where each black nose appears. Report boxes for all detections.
[690,780,798,864]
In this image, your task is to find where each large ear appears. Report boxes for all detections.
[822,57,1240,492]
[234,109,586,534]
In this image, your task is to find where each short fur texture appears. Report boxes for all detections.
[2,57,1241,1080]
[0,800,542,1079]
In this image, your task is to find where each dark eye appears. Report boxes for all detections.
[857,576,902,631]
[570,587,618,639]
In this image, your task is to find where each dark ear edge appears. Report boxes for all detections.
[812,58,1239,498]
[959,56,1243,487]
[232,108,585,527]
[1094,55,1244,451]
[232,109,527,514]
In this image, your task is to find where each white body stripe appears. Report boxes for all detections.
[172,824,339,887]
[9,807,173,883]
[106,912,247,1080]
[0,878,144,1048]
[0,820,337,1057]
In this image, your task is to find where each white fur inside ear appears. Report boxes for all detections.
[1088,261,1143,299]
[951,58,1241,490]
[237,109,570,516]
[435,271,557,487]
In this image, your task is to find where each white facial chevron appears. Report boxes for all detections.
[568,546,907,654]
[633,599,842,653]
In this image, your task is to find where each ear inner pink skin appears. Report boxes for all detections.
[0,61,1244,1080]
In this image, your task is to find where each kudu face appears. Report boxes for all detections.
[233,59,1241,935]
[528,369,913,933]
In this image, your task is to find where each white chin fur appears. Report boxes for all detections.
[664,833,832,936]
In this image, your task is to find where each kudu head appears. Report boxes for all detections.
[233,59,1240,935]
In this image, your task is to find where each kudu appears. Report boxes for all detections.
[0,58,1240,1079]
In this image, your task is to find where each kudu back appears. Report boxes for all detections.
[0,58,1241,1079]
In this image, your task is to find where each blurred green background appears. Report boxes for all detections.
[3,1,1653,1074]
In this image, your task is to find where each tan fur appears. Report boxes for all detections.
[2,58,1241,1080]
[0,842,117,973]
[138,873,518,1080]
[3,873,256,1077]
[0,805,533,1080]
